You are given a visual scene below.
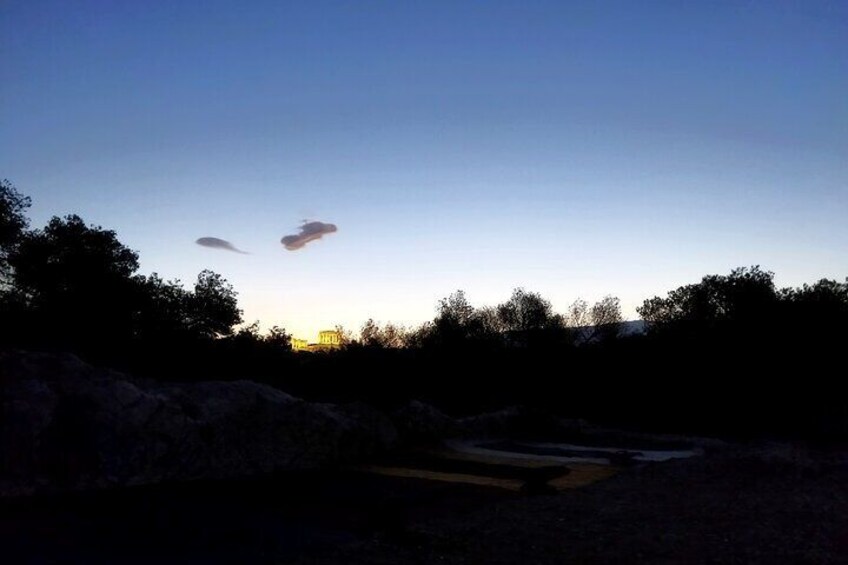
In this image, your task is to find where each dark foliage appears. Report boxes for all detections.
[637,266,780,330]
[5,214,142,351]
[0,179,32,286]
[1,181,846,440]
[0,186,258,367]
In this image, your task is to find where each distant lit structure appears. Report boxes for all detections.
[290,338,309,351]
[291,330,342,352]
[318,330,341,346]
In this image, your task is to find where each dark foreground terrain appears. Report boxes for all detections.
[2,443,846,564]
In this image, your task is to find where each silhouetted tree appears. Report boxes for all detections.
[566,299,591,334]
[567,295,622,343]
[497,288,561,333]
[333,324,354,347]
[135,271,243,342]
[429,290,475,346]
[265,325,292,349]
[136,273,193,341]
[360,318,381,347]
[427,290,502,347]
[779,277,848,341]
[590,295,623,341]
[359,318,409,348]
[638,266,778,331]
[437,290,475,327]
[475,306,505,336]
[229,320,262,345]
[188,270,242,338]
[0,179,31,287]
[405,321,434,349]
[781,278,848,312]
[8,214,142,348]
[0,192,243,355]
[496,288,566,347]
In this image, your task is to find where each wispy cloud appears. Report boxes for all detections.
[281,221,338,251]
[195,237,249,254]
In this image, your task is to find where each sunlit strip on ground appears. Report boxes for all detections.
[549,464,618,489]
[352,465,525,491]
[444,439,699,463]
[428,448,621,487]
[417,447,569,468]
[351,460,619,492]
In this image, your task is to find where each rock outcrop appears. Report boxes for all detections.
[0,351,397,496]
[459,406,587,439]
[391,401,588,442]
[392,400,459,441]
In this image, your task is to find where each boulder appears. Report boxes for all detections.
[0,351,397,496]
[458,406,524,438]
[392,400,458,442]
[458,406,587,439]
[324,401,399,458]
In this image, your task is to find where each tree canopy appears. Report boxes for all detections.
[0,179,32,285]
[637,266,779,330]
[0,183,248,356]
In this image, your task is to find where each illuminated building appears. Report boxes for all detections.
[290,338,309,351]
[291,330,342,352]
[318,330,341,346]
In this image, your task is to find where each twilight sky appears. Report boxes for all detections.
[2,0,846,339]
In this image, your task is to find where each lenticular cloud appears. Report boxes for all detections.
[195,237,248,254]
[281,221,337,251]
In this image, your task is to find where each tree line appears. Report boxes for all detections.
[354,289,623,350]
[3,179,847,439]
[0,179,630,359]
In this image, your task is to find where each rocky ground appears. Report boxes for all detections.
[0,351,398,495]
[2,351,846,563]
[1,444,846,564]
[297,444,848,564]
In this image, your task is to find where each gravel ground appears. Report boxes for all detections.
[293,445,848,564]
[2,443,845,564]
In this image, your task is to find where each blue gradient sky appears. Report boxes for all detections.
[2,1,846,338]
